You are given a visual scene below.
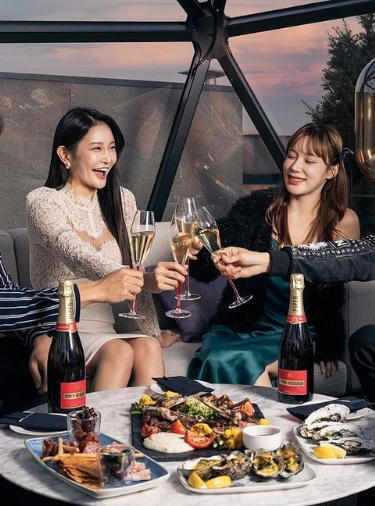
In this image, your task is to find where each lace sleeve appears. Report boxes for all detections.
[27,187,123,280]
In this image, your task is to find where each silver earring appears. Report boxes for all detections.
[65,163,70,170]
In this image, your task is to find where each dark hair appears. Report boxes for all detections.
[266,123,349,245]
[45,106,130,264]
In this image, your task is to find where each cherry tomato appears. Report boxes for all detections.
[170,420,187,435]
[238,400,254,416]
[185,431,215,449]
[141,423,160,438]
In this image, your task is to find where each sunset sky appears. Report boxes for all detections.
[0,1,363,133]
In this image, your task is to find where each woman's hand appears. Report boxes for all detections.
[29,334,51,394]
[155,330,180,348]
[319,360,339,377]
[188,236,203,260]
[212,247,271,278]
[143,261,186,292]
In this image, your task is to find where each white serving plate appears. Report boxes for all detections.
[177,464,316,494]
[292,425,375,465]
[25,433,170,498]
[10,425,67,437]
[9,412,68,437]
[149,379,213,395]
[347,408,373,421]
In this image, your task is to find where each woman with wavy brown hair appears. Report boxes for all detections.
[188,123,360,388]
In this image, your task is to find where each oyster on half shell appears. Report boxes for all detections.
[211,450,252,480]
[276,441,304,478]
[300,404,350,438]
[180,455,224,480]
[312,423,370,442]
[251,450,285,479]
[321,437,375,455]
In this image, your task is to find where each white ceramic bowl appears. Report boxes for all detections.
[242,425,282,451]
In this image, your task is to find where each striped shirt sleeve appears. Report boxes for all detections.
[0,252,80,348]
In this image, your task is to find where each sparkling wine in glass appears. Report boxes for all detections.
[193,206,253,309]
[165,212,193,319]
[174,196,201,301]
[119,210,155,319]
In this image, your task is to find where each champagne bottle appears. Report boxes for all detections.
[47,280,86,413]
[278,273,314,404]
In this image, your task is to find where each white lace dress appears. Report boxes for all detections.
[26,184,161,364]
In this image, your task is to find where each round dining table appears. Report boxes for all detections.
[0,384,375,506]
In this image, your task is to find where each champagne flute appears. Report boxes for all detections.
[165,212,193,319]
[174,196,201,301]
[193,206,253,309]
[119,210,155,319]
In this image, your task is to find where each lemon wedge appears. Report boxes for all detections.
[164,390,179,397]
[205,475,232,489]
[188,472,207,489]
[313,444,347,459]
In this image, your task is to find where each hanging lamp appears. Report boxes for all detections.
[355,57,375,181]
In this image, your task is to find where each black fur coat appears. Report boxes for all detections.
[189,192,346,363]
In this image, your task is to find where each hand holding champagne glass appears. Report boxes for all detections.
[174,196,201,301]
[165,212,193,319]
[119,210,155,319]
[193,206,253,308]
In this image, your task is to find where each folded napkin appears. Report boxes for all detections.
[152,376,214,396]
[0,411,67,431]
[287,396,375,421]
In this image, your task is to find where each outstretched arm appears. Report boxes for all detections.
[212,247,271,278]
[213,236,375,284]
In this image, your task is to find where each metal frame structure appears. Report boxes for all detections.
[1,0,374,219]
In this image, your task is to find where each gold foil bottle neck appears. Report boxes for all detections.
[288,273,305,317]
[58,279,74,298]
[290,273,305,291]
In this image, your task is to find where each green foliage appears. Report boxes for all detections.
[304,14,375,235]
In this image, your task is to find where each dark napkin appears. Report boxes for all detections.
[0,411,67,431]
[152,376,214,396]
[287,396,375,421]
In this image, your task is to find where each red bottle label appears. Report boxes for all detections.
[278,369,308,395]
[286,314,307,324]
[56,322,77,332]
[60,379,86,409]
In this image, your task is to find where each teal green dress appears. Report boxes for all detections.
[187,275,316,385]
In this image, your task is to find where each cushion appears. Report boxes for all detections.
[146,266,227,342]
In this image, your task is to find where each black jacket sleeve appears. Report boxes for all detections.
[270,236,375,283]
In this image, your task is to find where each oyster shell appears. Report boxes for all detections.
[300,404,350,438]
[321,437,375,455]
[211,451,252,480]
[180,455,224,479]
[251,450,285,479]
[312,423,370,442]
[276,441,304,478]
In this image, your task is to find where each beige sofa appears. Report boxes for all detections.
[0,224,371,398]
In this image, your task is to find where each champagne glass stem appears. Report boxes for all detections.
[176,280,182,311]
[130,265,141,313]
[184,260,191,297]
[227,275,241,300]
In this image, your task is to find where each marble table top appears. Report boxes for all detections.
[1,384,375,506]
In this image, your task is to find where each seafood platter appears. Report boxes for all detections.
[177,442,316,493]
[292,403,375,464]
[132,391,271,461]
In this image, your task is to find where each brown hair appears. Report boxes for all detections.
[266,123,349,246]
